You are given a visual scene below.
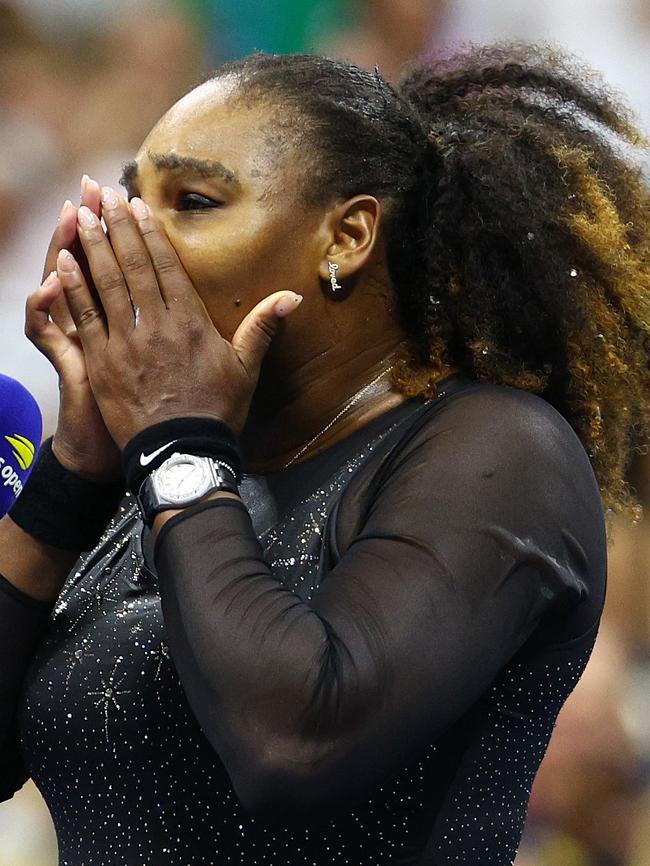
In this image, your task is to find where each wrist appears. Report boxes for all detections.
[138,452,239,529]
[51,437,122,484]
[151,490,242,537]
[122,416,242,496]
[9,437,126,552]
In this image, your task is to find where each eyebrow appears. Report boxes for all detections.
[119,152,241,191]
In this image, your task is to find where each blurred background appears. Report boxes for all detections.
[0,0,648,864]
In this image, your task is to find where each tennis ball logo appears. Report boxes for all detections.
[4,434,36,470]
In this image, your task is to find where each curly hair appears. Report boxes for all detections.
[210,44,650,528]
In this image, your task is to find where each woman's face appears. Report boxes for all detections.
[120,78,327,341]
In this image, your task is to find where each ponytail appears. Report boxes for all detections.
[212,46,650,525]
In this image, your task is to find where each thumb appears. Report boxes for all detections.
[230,291,303,376]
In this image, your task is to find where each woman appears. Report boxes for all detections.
[0,45,647,865]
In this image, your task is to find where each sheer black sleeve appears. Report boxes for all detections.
[0,573,55,801]
[153,386,607,819]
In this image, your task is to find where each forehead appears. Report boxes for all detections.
[137,77,276,175]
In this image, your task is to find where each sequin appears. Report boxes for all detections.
[9,381,604,865]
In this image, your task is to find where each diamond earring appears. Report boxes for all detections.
[328,261,342,292]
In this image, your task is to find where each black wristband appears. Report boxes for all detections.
[8,437,126,552]
[121,416,242,495]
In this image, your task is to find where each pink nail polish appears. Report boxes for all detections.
[78,206,97,228]
[57,249,76,272]
[130,197,149,221]
[101,187,119,210]
[58,199,73,222]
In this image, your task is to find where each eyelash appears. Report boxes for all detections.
[178,193,224,211]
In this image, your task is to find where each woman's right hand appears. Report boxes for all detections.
[24,177,123,484]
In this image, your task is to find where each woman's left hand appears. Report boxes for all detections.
[55,188,302,451]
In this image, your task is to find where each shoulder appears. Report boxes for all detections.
[372,379,604,527]
[411,379,593,472]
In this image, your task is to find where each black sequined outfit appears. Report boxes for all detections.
[0,373,607,865]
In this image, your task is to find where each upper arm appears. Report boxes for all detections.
[269,387,605,811]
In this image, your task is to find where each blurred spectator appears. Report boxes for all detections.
[440,0,650,136]
[0,0,204,437]
[204,0,349,61]
[318,0,449,81]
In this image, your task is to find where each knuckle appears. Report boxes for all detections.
[153,255,177,275]
[255,319,277,341]
[78,306,102,327]
[120,250,150,274]
[179,316,203,337]
[82,230,105,247]
[108,209,129,227]
[97,271,125,293]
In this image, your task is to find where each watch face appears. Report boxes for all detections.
[157,458,211,503]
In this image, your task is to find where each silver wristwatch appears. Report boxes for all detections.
[137,452,239,528]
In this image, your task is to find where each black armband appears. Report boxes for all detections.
[8,437,126,552]
[121,416,242,495]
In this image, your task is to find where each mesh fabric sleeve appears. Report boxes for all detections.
[0,573,55,801]
[153,386,607,819]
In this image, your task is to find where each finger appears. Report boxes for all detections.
[231,291,303,377]
[25,272,75,370]
[75,176,103,309]
[57,248,108,349]
[47,200,78,335]
[81,174,101,215]
[99,186,164,317]
[42,200,77,283]
[129,197,201,312]
[75,204,136,331]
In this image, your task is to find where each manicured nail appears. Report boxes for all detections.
[80,174,89,199]
[101,186,119,210]
[42,271,58,288]
[78,206,98,228]
[275,293,303,317]
[130,197,149,221]
[57,199,74,222]
[57,249,76,272]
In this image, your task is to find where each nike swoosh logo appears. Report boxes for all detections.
[139,440,180,467]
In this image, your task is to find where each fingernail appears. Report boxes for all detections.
[130,197,149,221]
[78,206,98,228]
[80,174,89,199]
[42,271,58,287]
[57,199,73,222]
[101,186,119,210]
[275,293,303,317]
[57,249,76,272]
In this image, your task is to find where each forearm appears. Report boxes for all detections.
[153,498,337,805]
[0,547,58,752]
[0,514,79,603]
[0,515,75,750]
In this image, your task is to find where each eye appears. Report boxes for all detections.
[178,193,223,211]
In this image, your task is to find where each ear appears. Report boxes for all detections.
[317,195,382,283]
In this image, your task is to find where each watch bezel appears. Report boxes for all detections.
[152,452,216,506]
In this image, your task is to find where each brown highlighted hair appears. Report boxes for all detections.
[213,44,650,526]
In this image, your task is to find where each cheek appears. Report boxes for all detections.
[163,223,270,332]
[165,217,317,331]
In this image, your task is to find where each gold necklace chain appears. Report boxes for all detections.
[283,364,395,469]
